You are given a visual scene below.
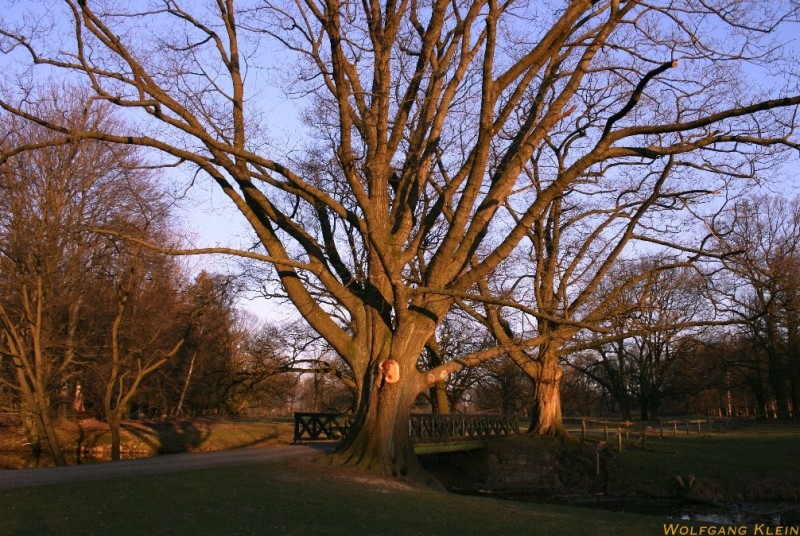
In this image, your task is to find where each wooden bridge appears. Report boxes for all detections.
[293,412,520,453]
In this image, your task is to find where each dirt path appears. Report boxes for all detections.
[0,444,331,490]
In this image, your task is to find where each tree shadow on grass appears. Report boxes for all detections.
[122,420,212,454]
[120,419,287,454]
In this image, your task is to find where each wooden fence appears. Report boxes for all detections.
[564,417,732,452]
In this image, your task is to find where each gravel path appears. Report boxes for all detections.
[0,444,330,490]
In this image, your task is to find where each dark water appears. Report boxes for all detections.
[478,493,800,526]
[561,496,800,524]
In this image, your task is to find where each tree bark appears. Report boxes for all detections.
[34,391,66,465]
[752,358,768,420]
[331,361,430,480]
[11,354,65,463]
[618,394,632,421]
[2,289,68,466]
[176,348,198,417]
[640,401,650,421]
[528,343,565,436]
[430,381,450,414]
[764,313,792,420]
[766,348,791,419]
[109,414,122,462]
[787,319,800,419]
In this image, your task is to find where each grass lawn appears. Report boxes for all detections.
[604,423,800,501]
[0,456,664,536]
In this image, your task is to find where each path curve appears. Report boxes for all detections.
[0,444,331,490]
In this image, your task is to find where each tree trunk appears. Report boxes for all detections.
[766,348,791,419]
[331,363,428,480]
[787,314,800,419]
[33,389,67,466]
[752,353,768,419]
[528,344,565,436]
[176,349,198,417]
[609,380,632,421]
[640,401,650,421]
[425,335,450,414]
[18,280,68,466]
[619,398,632,421]
[430,381,450,414]
[790,360,800,419]
[649,398,661,421]
[18,402,39,452]
[14,361,67,465]
[763,313,791,419]
[57,383,70,420]
[109,414,122,461]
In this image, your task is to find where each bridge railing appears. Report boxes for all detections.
[409,413,520,442]
[293,412,352,442]
[294,412,520,443]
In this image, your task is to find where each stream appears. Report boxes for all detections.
[471,492,800,526]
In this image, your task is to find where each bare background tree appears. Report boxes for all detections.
[712,196,800,419]
[0,96,174,464]
[570,265,711,420]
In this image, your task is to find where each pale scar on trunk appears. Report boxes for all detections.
[381,359,400,384]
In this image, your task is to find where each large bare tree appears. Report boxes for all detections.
[1,0,799,477]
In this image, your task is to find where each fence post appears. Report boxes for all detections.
[597,448,600,476]
[617,427,623,452]
[595,442,606,476]
[673,421,678,437]
[659,421,664,439]
[581,418,586,443]
[685,421,690,435]
[604,425,609,442]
